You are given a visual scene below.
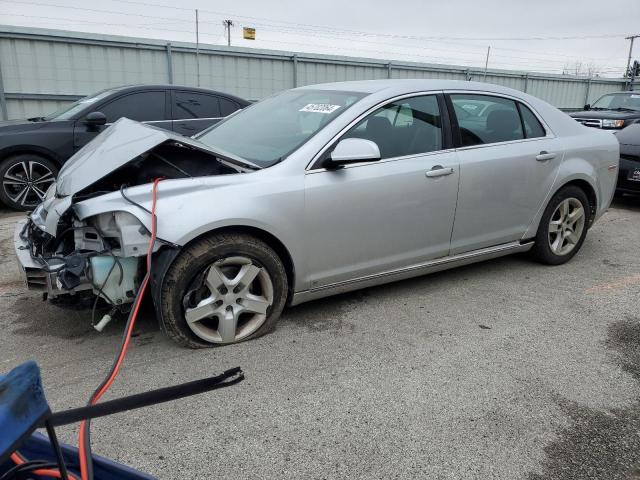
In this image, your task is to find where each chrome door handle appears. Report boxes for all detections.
[536,151,556,162]
[426,166,454,178]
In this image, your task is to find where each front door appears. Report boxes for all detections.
[304,94,460,289]
[447,93,562,254]
[73,90,169,150]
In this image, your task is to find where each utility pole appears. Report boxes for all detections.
[483,46,491,80]
[626,35,639,90]
[223,19,234,47]
[195,9,200,87]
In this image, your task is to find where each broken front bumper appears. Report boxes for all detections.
[14,219,71,295]
[15,217,147,307]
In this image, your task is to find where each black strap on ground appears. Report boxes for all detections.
[49,367,244,427]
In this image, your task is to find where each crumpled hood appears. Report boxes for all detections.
[56,117,237,196]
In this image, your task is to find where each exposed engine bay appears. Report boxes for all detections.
[73,141,239,201]
[17,125,245,323]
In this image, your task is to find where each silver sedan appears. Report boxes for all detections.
[15,80,619,347]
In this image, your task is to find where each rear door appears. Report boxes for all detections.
[304,93,460,289]
[73,90,169,150]
[447,93,562,254]
[171,90,230,135]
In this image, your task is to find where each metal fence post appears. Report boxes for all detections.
[584,78,592,106]
[387,62,392,79]
[166,42,173,84]
[292,54,298,88]
[0,52,8,120]
[523,74,529,93]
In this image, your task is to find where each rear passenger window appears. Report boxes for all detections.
[343,95,443,159]
[173,92,221,119]
[450,94,524,146]
[219,97,241,116]
[519,104,546,138]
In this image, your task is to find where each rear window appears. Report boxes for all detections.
[173,92,221,119]
[519,104,546,138]
[450,94,524,146]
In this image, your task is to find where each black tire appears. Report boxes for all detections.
[159,232,288,348]
[0,154,58,210]
[530,185,591,265]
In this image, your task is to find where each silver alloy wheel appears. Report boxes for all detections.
[548,197,586,256]
[183,256,274,344]
[3,160,55,207]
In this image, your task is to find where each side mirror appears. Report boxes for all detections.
[323,138,381,169]
[583,104,591,111]
[85,111,107,127]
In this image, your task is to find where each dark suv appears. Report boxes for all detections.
[569,91,640,130]
[0,84,249,210]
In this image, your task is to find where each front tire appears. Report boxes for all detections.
[0,154,58,210]
[530,185,590,265]
[159,232,288,348]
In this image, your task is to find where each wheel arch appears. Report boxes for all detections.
[0,145,64,167]
[555,178,597,223]
[523,174,598,240]
[180,224,297,303]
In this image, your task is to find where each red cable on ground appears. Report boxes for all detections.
[10,179,162,480]
[77,178,163,480]
[9,451,79,479]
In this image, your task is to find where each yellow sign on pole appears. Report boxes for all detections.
[243,27,256,40]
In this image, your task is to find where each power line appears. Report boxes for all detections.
[0,0,629,66]
[13,0,630,43]
[0,0,628,76]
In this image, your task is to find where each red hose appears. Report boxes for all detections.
[10,452,80,479]
[10,179,162,480]
[77,178,163,480]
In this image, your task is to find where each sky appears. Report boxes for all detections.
[0,0,639,78]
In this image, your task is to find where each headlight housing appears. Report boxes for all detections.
[602,119,625,128]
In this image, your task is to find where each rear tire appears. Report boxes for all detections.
[530,185,590,265]
[159,232,288,348]
[0,154,58,210]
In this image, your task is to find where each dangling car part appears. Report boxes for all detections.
[14,80,620,348]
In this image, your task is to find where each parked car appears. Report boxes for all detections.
[615,123,640,194]
[0,84,249,210]
[15,79,619,348]
[569,91,640,130]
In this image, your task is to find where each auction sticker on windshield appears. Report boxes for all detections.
[299,104,341,114]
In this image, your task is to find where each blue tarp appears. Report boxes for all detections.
[0,361,154,479]
[0,361,49,462]
[0,432,156,480]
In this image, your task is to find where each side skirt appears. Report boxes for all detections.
[290,241,534,306]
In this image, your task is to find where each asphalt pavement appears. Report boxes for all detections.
[1,197,640,479]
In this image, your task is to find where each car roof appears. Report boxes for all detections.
[296,79,590,138]
[296,79,524,97]
[102,84,249,104]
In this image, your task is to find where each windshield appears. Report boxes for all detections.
[196,89,367,167]
[44,89,116,120]
[591,93,640,112]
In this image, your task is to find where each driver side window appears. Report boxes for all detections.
[343,95,443,159]
[98,91,166,123]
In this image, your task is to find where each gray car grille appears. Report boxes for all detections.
[574,118,603,128]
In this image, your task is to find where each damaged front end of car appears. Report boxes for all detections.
[14,118,250,319]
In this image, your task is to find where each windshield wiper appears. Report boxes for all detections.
[218,155,261,171]
[610,107,638,113]
[27,116,46,122]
